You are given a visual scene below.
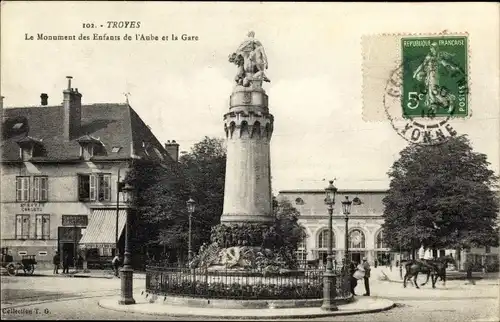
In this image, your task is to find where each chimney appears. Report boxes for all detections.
[40,93,48,106]
[164,140,180,162]
[62,76,82,141]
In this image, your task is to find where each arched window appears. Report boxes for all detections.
[251,121,261,138]
[349,229,365,249]
[317,229,336,249]
[376,230,386,249]
[240,121,249,138]
[295,197,304,205]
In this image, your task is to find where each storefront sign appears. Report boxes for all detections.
[84,243,114,249]
[58,226,81,241]
[19,203,44,212]
[62,215,88,227]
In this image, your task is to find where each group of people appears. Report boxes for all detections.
[349,257,371,296]
[52,251,72,274]
[52,251,122,277]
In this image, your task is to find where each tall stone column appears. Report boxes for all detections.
[220,86,274,224]
[220,32,274,225]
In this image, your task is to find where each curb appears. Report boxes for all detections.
[24,272,146,279]
[98,297,396,319]
[382,277,499,286]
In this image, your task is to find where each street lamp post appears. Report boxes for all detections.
[186,198,196,264]
[321,180,338,311]
[399,236,403,280]
[341,196,353,268]
[118,183,135,305]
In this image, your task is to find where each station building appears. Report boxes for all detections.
[278,188,499,271]
[0,77,178,267]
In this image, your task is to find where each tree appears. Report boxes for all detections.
[156,136,227,260]
[272,197,306,251]
[382,135,499,256]
[125,158,189,263]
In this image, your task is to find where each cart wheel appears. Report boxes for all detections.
[6,263,18,276]
[24,264,35,275]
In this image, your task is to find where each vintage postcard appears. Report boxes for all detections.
[1,2,499,321]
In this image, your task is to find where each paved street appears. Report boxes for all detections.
[1,274,498,321]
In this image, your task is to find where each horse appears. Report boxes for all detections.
[426,255,455,287]
[403,255,455,289]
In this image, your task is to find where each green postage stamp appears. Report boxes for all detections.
[362,32,470,145]
[401,36,468,118]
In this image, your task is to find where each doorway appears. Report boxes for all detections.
[62,243,75,267]
[350,252,362,264]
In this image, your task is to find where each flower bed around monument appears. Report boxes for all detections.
[145,266,352,300]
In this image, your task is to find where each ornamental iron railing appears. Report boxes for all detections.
[145,266,352,300]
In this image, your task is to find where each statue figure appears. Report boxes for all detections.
[229,31,270,88]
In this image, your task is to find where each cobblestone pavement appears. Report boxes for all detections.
[1,274,498,321]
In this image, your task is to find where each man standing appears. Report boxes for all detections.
[112,253,121,277]
[465,258,476,285]
[362,257,371,296]
[53,251,60,274]
[62,253,70,274]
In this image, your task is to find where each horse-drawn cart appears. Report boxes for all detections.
[1,248,37,276]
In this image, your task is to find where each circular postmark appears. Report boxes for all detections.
[383,36,469,145]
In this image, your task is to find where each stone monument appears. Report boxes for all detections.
[190,32,298,274]
[221,31,274,224]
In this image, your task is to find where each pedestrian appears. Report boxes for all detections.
[465,259,475,285]
[361,257,371,296]
[112,253,121,277]
[62,253,70,274]
[350,261,360,296]
[53,251,60,274]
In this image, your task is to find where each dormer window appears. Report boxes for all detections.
[13,123,24,130]
[76,135,104,160]
[82,144,94,159]
[16,136,44,161]
[22,147,33,160]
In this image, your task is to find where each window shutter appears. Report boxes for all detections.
[23,178,29,201]
[16,215,23,238]
[16,178,22,201]
[43,215,50,239]
[34,177,40,201]
[90,175,96,201]
[104,175,111,201]
[41,177,48,201]
[22,215,30,238]
[36,215,43,239]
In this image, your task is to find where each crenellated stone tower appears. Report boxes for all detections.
[221,86,274,223]
[220,31,274,224]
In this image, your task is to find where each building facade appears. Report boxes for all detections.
[0,77,177,267]
[278,188,499,270]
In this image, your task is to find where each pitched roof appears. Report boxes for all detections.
[1,103,172,163]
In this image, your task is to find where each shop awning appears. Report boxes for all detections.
[79,209,126,248]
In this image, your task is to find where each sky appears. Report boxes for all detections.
[2,2,499,193]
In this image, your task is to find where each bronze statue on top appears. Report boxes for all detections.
[229,31,270,88]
